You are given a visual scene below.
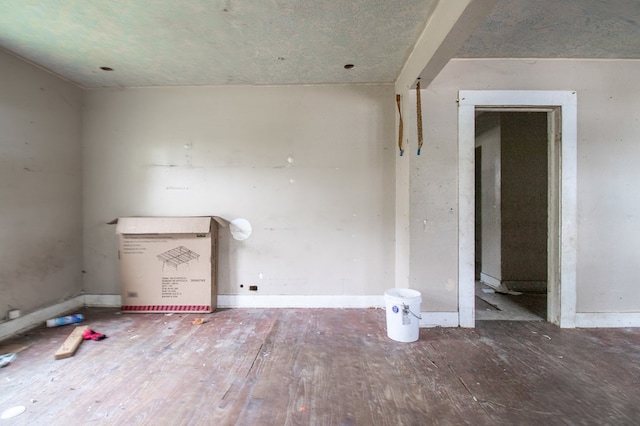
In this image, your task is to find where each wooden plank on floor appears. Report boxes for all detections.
[0,342,30,354]
[54,325,88,360]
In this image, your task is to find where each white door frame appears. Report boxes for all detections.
[458,90,577,328]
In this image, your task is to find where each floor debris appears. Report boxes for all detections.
[0,343,30,354]
[1,405,26,419]
[54,326,89,360]
[82,329,107,341]
[0,353,18,368]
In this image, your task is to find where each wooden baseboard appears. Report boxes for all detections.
[217,294,385,308]
[83,294,122,307]
[5,296,637,341]
[575,312,640,328]
[0,296,84,341]
[501,280,547,293]
[420,312,459,328]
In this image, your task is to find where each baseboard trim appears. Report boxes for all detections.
[502,280,547,293]
[83,294,122,307]
[217,294,385,309]
[18,292,603,341]
[0,296,84,342]
[479,273,502,289]
[420,312,459,328]
[575,312,640,328]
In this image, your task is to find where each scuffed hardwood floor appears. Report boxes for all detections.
[1,307,639,425]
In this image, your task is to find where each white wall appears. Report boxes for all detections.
[0,50,83,320]
[500,112,548,288]
[5,53,637,322]
[411,58,640,314]
[476,113,501,284]
[408,86,460,312]
[82,84,396,300]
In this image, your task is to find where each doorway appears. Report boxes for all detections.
[474,111,548,321]
[457,91,577,328]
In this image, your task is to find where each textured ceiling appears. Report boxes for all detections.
[457,0,640,59]
[0,0,436,88]
[1,0,639,89]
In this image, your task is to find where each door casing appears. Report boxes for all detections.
[457,90,577,328]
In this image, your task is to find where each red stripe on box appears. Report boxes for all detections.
[122,305,211,312]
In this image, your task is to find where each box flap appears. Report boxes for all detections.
[114,217,214,234]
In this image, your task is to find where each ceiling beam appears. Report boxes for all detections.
[395,0,498,92]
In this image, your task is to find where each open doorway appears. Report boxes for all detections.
[474,111,548,321]
[457,91,577,328]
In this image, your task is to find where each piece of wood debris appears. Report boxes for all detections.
[0,343,30,355]
[54,326,89,360]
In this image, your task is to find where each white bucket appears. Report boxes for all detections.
[384,288,422,342]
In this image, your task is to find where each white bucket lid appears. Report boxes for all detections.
[384,288,422,303]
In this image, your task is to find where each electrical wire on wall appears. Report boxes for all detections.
[416,80,423,155]
[396,94,404,156]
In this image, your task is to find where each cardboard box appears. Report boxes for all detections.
[113,217,221,313]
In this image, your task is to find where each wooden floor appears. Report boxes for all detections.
[1,308,640,425]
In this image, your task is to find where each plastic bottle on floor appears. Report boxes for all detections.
[46,314,84,327]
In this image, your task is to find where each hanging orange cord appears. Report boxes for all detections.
[396,94,404,156]
[416,80,423,155]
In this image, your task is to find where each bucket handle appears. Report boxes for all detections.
[402,303,422,320]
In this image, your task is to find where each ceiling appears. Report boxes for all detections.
[0,0,639,89]
[0,0,437,88]
[457,0,640,59]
